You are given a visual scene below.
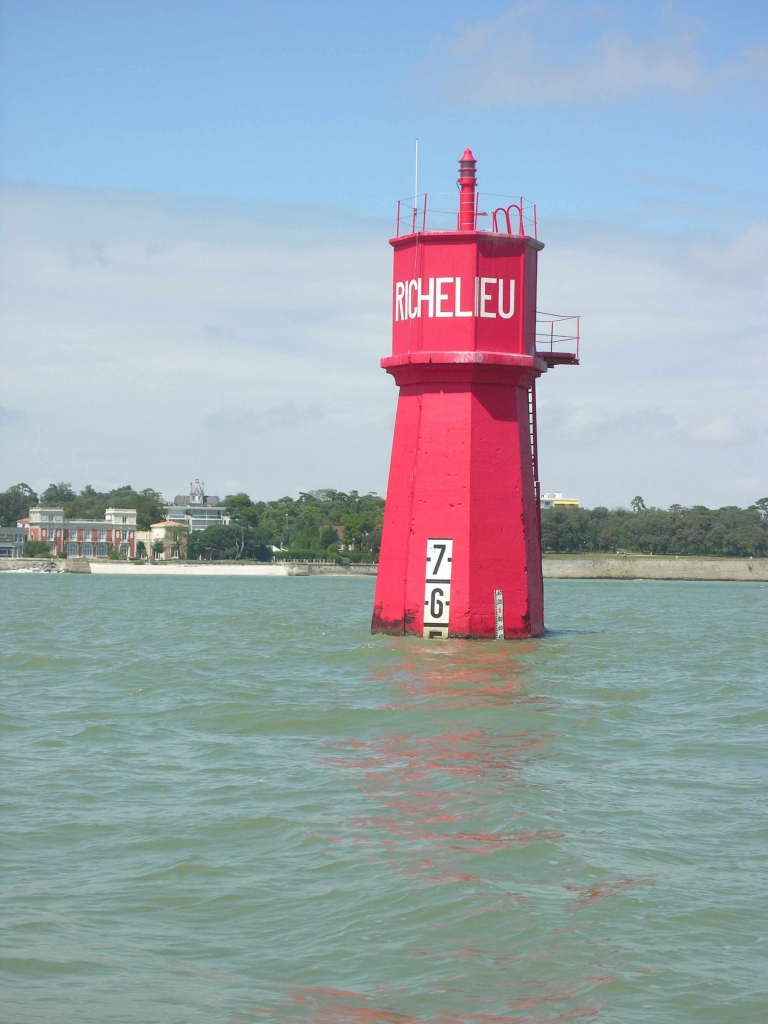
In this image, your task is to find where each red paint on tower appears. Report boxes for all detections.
[457,147,477,231]
[372,150,578,640]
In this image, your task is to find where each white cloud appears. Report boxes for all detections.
[0,181,393,500]
[418,2,768,108]
[0,180,765,508]
[540,403,760,450]
[541,403,676,444]
[205,402,324,435]
[687,417,750,447]
[533,213,767,505]
[0,406,25,433]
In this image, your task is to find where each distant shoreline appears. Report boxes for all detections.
[541,554,767,582]
[2,556,766,582]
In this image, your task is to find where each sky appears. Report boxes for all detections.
[1,0,766,508]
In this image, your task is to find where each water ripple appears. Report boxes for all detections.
[1,575,765,1022]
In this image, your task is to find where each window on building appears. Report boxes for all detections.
[97,544,107,557]
[120,544,129,554]
[99,530,106,541]
[67,543,78,557]
[122,516,127,523]
[82,543,93,557]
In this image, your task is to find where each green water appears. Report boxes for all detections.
[1,576,766,1023]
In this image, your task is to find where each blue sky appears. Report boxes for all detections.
[1,0,766,507]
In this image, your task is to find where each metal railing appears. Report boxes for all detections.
[535,313,580,359]
[395,193,538,238]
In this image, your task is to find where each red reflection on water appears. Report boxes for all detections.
[284,987,417,1023]
[325,726,559,876]
[244,984,603,1024]
[368,640,554,712]
[328,730,552,783]
[567,877,655,907]
[275,645,614,1023]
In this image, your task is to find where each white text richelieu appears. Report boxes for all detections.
[394,277,515,321]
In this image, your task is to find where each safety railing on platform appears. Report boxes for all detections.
[395,193,538,238]
[535,313,580,360]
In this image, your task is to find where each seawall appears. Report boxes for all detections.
[88,561,378,577]
[0,558,89,573]
[541,555,767,582]
[2,557,765,581]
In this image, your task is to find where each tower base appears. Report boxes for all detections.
[372,368,544,640]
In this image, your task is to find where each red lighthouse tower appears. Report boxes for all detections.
[372,150,579,640]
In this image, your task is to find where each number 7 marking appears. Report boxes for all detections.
[432,544,446,575]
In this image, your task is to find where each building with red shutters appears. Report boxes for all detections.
[24,507,138,558]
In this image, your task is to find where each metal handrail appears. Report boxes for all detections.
[491,203,524,235]
[535,313,580,359]
[396,193,537,238]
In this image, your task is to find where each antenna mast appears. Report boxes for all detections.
[414,139,419,210]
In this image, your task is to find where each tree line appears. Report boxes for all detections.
[0,482,384,561]
[541,497,768,557]
[2,482,766,559]
[0,482,167,532]
[199,489,384,562]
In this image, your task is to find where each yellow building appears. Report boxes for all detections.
[149,521,189,560]
[540,492,579,509]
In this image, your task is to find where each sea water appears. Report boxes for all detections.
[1,576,766,1023]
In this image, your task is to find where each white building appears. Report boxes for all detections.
[540,492,579,510]
[165,478,229,531]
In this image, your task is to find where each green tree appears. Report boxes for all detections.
[320,526,339,548]
[630,496,646,513]
[130,489,166,530]
[62,485,107,520]
[23,540,53,557]
[0,483,38,526]
[32,483,166,529]
[109,485,166,530]
[42,482,77,505]
[223,492,263,528]
[166,525,188,559]
[187,523,272,561]
[223,492,267,557]
[540,502,768,556]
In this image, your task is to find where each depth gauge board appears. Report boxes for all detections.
[423,538,453,638]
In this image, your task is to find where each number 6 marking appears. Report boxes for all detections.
[424,538,453,638]
[429,587,444,619]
